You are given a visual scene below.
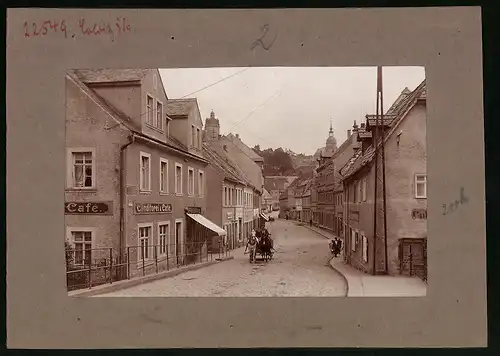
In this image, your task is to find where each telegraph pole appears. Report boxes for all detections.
[372,66,388,275]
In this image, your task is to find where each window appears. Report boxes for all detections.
[353,182,357,203]
[67,228,94,265]
[156,100,163,130]
[415,174,427,198]
[175,163,183,195]
[358,181,362,203]
[362,178,367,202]
[146,95,154,125]
[198,170,205,197]
[351,228,356,252]
[140,152,151,191]
[160,158,169,193]
[67,148,95,189]
[158,222,170,255]
[355,231,359,246]
[191,125,196,147]
[197,128,201,148]
[188,167,194,196]
[138,223,152,261]
[362,234,368,263]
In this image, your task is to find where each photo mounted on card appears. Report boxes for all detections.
[7,7,486,349]
[64,66,427,298]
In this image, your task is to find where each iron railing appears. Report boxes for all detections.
[66,241,231,291]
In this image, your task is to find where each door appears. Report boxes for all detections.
[175,221,182,265]
[399,238,427,280]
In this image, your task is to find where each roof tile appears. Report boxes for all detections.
[165,98,197,116]
[74,69,149,83]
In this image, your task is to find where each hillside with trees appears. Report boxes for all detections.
[253,145,315,177]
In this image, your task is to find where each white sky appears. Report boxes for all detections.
[160,66,425,155]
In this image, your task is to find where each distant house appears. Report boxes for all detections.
[262,188,273,212]
[339,81,427,279]
[297,179,312,223]
[264,175,296,211]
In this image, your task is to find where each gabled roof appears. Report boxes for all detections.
[203,145,246,185]
[339,80,426,179]
[226,133,264,162]
[73,69,149,83]
[66,70,208,163]
[165,98,197,117]
[204,142,255,190]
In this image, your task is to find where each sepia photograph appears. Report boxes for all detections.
[64,66,427,297]
[7,6,487,348]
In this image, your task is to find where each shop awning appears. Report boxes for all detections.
[260,213,270,221]
[186,213,227,236]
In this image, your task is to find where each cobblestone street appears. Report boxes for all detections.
[95,219,347,297]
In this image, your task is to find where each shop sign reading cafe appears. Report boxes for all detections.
[65,202,113,215]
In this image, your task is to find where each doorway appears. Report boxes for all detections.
[399,238,427,281]
[175,220,183,266]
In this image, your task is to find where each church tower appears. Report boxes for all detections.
[204,110,220,142]
[325,120,337,153]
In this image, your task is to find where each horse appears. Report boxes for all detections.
[257,234,274,262]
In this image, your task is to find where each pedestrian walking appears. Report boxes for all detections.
[309,219,313,227]
[245,234,257,263]
[334,237,342,257]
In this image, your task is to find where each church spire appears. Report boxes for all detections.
[329,119,333,136]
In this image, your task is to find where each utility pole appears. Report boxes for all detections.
[372,66,388,275]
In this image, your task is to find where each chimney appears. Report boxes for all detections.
[360,122,365,129]
[235,133,239,139]
[347,129,351,138]
[223,144,228,152]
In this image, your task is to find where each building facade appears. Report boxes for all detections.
[65,69,226,279]
[340,81,427,278]
[203,142,248,251]
[316,158,335,230]
[301,179,312,223]
[203,110,264,241]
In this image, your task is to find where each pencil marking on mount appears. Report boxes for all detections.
[251,24,277,51]
[442,187,469,216]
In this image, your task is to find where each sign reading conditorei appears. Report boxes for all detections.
[134,203,173,214]
[186,206,202,214]
[65,202,113,215]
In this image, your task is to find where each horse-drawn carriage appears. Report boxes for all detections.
[246,230,274,263]
[254,235,274,262]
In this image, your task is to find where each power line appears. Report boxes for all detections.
[105,67,251,131]
[178,67,250,99]
[224,88,282,134]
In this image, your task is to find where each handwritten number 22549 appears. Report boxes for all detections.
[24,20,68,38]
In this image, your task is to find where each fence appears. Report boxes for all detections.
[66,241,231,291]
